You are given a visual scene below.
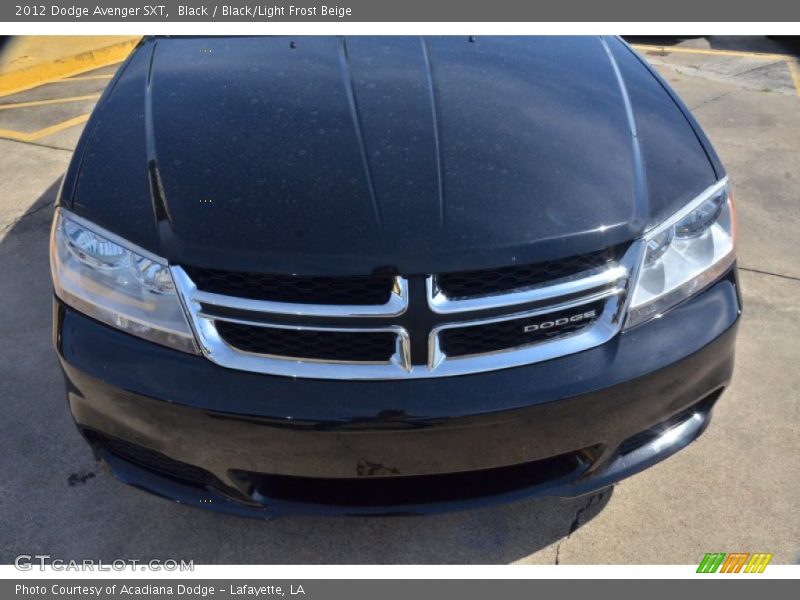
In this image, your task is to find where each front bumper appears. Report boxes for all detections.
[55,272,741,518]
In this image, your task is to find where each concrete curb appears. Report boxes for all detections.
[0,37,140,97]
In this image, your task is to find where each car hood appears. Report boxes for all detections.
[68,36,719,276]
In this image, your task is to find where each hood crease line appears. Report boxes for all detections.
[420,37,445,230]
[337,36,384,231]
[600,36,648,230]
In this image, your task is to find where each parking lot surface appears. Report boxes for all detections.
[0,36,798,564]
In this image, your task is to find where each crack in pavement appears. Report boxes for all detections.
[738,265,800,283]
[554,488,610,565]
[730,59,791,79]
[689,90,733,110]
[0,135,74,153]
[0,199,54,234]
[652,61,796,97]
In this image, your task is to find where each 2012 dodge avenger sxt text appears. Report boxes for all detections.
[51,36,741,517]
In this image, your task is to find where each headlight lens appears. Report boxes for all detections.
[50,208,198,353]
[625,179,735,329]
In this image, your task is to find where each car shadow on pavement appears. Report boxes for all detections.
[0,177,612,565]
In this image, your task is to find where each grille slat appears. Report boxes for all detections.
[216,322,397,363]
[439,300,606,358]
[183,266,394,305]
[436,249,615,299]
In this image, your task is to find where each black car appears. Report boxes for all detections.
[51,36,740,517]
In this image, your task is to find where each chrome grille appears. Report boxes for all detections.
[172,242,643,380]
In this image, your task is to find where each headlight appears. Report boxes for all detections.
[50,208,198,353]
[625,179,735,329]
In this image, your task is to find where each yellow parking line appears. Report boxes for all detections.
[788,60,800,96]
[55,74,114,82]
[633,43,800,97]
[0,114,90,142]
[0,37,139,97]
[0,94,101,111]
[632,43,794,61]
[0,57,125,98]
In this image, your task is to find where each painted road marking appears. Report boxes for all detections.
[57,74,115,82]
[0,57,112,142]
[632,43,795,61]
[0,36,137,97]
[0,62,121,98]
[0,114,90,142]
[632,44,800,96]
[787,61,800,96]
[0,93,101,110]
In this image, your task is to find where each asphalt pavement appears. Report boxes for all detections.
[0,36,798,565]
